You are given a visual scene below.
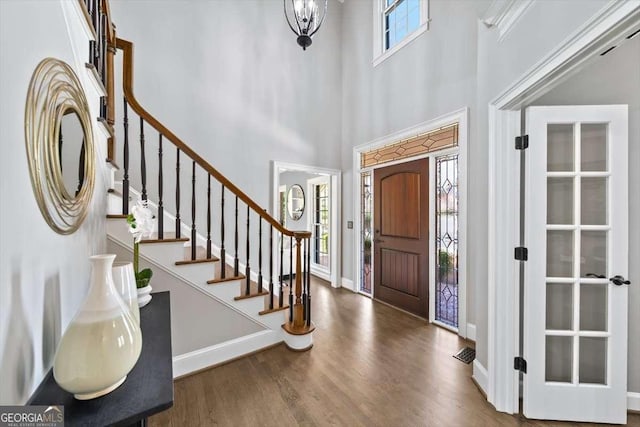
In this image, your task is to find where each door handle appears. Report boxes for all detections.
[609,275,631,286]
[586,273,606,279]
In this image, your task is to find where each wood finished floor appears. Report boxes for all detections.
[151,278,640,427]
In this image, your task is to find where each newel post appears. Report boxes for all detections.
[282,231,315,351]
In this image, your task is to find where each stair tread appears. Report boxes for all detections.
[175,246,220,265]
[107,214,128,219]
[234,280,270,301]
[140,233,189,244]
[258,300,289,316]
[207,264,245,284]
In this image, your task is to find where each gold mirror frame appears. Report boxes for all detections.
[25,58,95,234]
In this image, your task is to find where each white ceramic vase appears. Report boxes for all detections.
[137,284,152,308]
[53,254,142,400]
[112,261,140,325]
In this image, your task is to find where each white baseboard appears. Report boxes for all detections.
[472,360,488,396]
[173,330,281,378]
[467,323,476,342]
[341,277,356,292]
[629,392,640,412]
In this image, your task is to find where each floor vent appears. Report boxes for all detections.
[453,347,475,364]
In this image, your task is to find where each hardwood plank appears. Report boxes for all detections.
[150,277,640,426]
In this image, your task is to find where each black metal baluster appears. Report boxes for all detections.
[157,134,164,239]
[220,185,226,279]
[100,4,107,86]
[122,98,129,214]
[306,237,312,326]
[269,225,274,310]
[139,118,147,201]
[258,217,263,294]
[234,196,239,276]
[191,161,196,260]
[280,233,284,309]
[245,205,250,296]
[289,235,293,295]
[175,148,181,238]
[206,175,212,259]
[302,237,307,322]
[289,239,293,321]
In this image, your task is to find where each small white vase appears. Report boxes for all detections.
[137,284,152,308]
[53,254,142,400]
[112,261,140,325]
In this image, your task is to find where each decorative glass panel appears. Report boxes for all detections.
[579,337,607,384]
[546,283,573,330]
[361,172,373,294]
[547,124,574,172]
[581,123,608,172]
[435,154,459,328]
[362,124,458,168]
[547,178,573,224]
[580,231,607,278]
[581,177,607,225]
[546,335,573,383]
[580,283,607,331]
[547,230,574,277]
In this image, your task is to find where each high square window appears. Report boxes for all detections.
[373,0,429,66]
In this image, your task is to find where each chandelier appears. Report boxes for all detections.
[284,0,328,50]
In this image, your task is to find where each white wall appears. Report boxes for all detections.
[109,0,344,213]
[529,35,640,393]
[0,1,110,404]
[340,0,490,329]
[107,240,264,355]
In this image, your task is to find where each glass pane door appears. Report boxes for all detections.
[544,123,610,385]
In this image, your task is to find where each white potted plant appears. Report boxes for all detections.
[127,200,155,307]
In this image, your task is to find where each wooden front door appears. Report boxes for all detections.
[374,158,429,318]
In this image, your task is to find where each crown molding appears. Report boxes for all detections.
[482,0,534,41]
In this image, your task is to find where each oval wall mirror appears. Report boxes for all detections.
[59,109,87,197]
[287,184,305,221]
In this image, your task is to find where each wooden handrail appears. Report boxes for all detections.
[115,37,310,240]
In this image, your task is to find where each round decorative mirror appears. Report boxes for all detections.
[25,58,95,234]
[287,184,305,221]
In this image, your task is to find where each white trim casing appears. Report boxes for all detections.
[173,330,280,378]
[467,323,477,342]
[341,277,356,292]
[628,392,640,412]
[482,0,534,42]
[272,161,342,289]
[473,360,489,396]
[372,0,430,67]
[353,107,468,338]
[486,0,640,415]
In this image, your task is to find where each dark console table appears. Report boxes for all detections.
[29,291,174,426]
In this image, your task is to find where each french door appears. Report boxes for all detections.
[523,105,629,423]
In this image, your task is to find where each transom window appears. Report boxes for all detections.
[384,0,421,50]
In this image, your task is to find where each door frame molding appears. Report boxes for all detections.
[353,107,469,338]
[272,161,342,288]
[486,1,640,414]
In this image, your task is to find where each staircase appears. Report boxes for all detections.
[78,0,315,376]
